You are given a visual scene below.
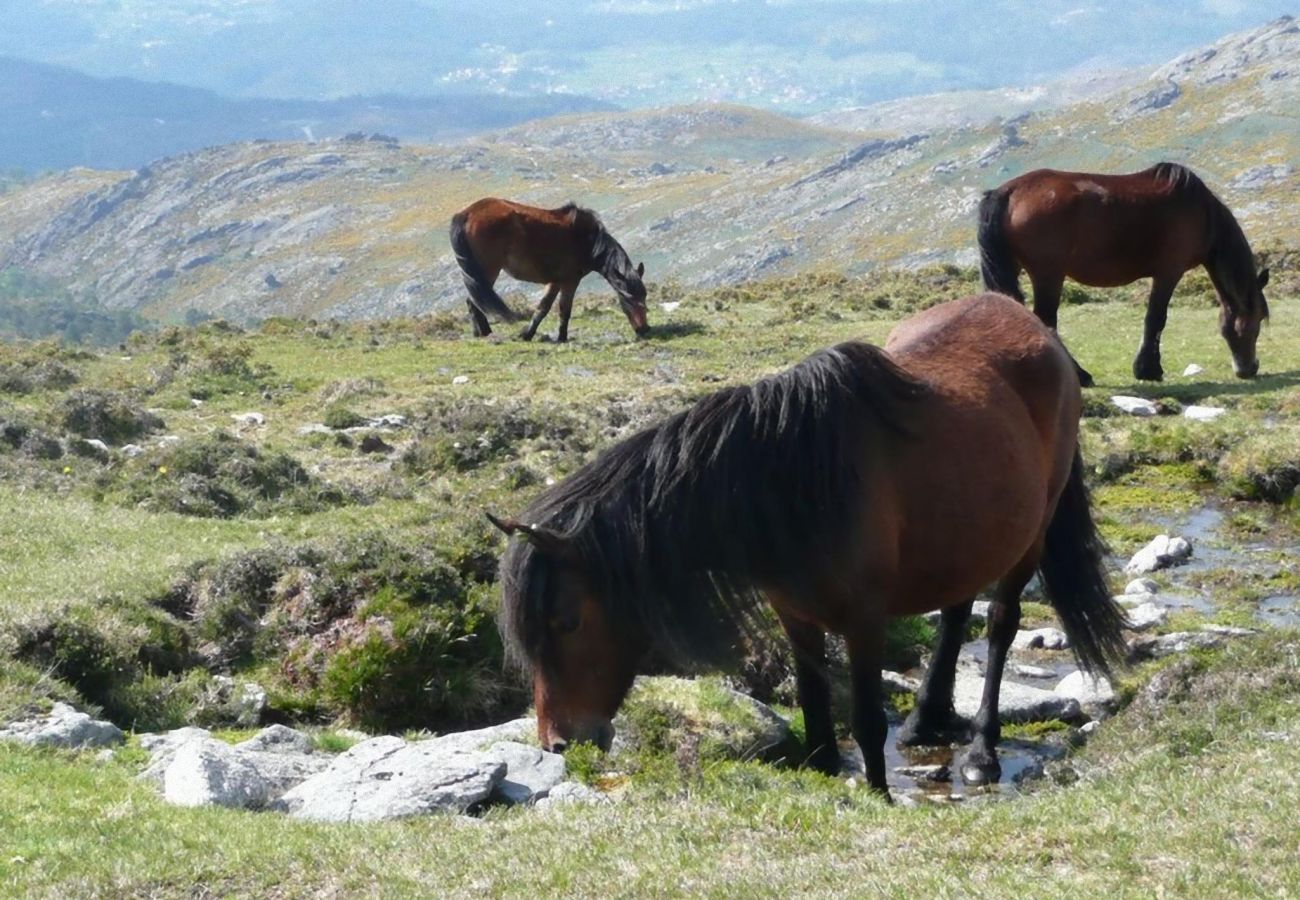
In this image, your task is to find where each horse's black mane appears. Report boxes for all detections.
[1149,162,1267,319]
[498,341,930,671]
[554,201,642,298]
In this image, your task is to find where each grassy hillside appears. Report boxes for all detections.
[0,267,1298,895]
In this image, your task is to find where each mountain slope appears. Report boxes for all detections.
[0,18,1296,324]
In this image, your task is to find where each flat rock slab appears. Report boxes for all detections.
[0,702,124,749]
[426,717,536,754]
[276,737,506,822]
[954,671,1081,723]
[484,741,567,805]
[1111,395,1158,416]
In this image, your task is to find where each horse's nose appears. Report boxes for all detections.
[1235,360,1259,379]
[547,738,569,754]
[635,324,651,338]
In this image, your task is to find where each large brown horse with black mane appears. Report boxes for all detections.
[979,163,1270,383]
[449,198,649,341]
[490,294,1127,800]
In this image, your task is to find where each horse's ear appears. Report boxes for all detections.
[486,511,566,554]
[486,511,521,536]
[1258,267,1270,289]
[636,262,645,278]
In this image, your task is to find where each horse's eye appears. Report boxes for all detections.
[551,608,580,635]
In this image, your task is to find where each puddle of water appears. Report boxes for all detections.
[839,726,1063,802]
[1257,595,1300,628]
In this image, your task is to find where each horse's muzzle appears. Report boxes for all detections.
[545,721,615,755]
[1234,359,1260,379]
[635,325,651,339]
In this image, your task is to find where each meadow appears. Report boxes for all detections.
[1,265,1298,897]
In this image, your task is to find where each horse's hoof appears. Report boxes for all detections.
[1076,367,1095,388]
[518,330,535,342]
[1132,358,1164,382]
[957,749,1001,786]
[805,744,842,776]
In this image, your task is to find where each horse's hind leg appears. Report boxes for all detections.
[466,300,491,337]
[520,285,559,341]
[844,623,891,799]
[957,561,1032,786]
[556,285,577,343]
[1133,276,1179,382]
[897,599,973,747]
[775,610,839,774]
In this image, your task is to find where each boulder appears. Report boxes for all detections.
[236,724,316,755]
[954,670,1081,723]
[484,741,567,805]
[1128,631,1222,660]
[1124,534,1192,575]
[1183,405,1226,421]
[1012,664,1057,680]
[1125,578,1160,596]
[1011,627,1070,651]
[1054,671,1116,707]
[1110,395,1158,416]
[275,737,505,822]
[164,739,270,809]
[426,717,536,754]
[0,702,125,749]
[1124,601,1168,631]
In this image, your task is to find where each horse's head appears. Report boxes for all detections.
[619,261,650,338]
[490,513,640,753]
[1219,266,1269,379]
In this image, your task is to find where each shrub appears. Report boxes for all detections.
[323,403,368,430]
[59,389,164,444]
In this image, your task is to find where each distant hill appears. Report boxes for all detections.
[0,56,615,172]
[0,17,1296,325]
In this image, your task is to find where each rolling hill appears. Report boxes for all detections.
[0,17,1295,325]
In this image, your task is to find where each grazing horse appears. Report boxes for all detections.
[490,293,1127,799]
[979,163,1270,383]
[449,198,649,341]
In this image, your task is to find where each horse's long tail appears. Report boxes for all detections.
[1038,448,1129,677]
[977,188,1024,302]
[449,212,519,322]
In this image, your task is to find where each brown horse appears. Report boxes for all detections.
[490,294,1127,799]
[449,198,649,342]
[979,163,1270,383]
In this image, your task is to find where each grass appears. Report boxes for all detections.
[0,268,1297,895]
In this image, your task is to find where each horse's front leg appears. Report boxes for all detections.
[775,610,839,774]
[1133,276,1178,382]
[844,620,891,800]
[897,599,972,747]
[1030,273,1094,386]
[555,285,577,343]
[957,567,1029,786]
[520,284,559,341]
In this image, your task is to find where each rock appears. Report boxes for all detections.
[1116,592,1158,608]
[535,781,610,810]
[1200,624,1256,637]
[236,724,316,756]
[660,302,681,312]
[164,740,269,809]
[231,412,265,427]
[1183,405,1226,421]
[1054,671,1116,707]
[1124,601,1168,631]
[452,375,470,385]
[236,682,268,726]
[484,741,567,805]
[1079,720,1102,736]
[1125,578,1159,596]
[881,670,921,695]
[121,443,144,458]
[427,717,537,754]
[1110,395,1158,416]
[1124,534,1193,574]
[1011,627,1070,651]
[369,414,407,428]
[0,702,125,749]
[954,670,1082,723]
[358,434,393,454]
[894,763,950,782]
[1012,664,1057,680]
[276,737,505,822]
[1181,363,1204,377]
[1128,631,1222,660]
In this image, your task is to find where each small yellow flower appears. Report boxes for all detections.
[158,466,169,475]
[62,466,72,474]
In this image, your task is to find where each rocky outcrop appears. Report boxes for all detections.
[0,702,124,749]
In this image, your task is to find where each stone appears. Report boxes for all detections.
[1200,624,1256,637]
[1128,631,1222,660]
[369,414,408,428]
[358,434,393,454]
[954,670,1081,723]
[1124,601,1168,631]
[426,718,537,754]
[660,301,682,312]
[0,702,125,749]
[1011,627,1070,651]
[1054,671,1116,707]
[1125,578,1159,596]
[1183,405,1226,421]
[276,737,505,822]
[452,375,470,385]
[484,741,567,805]
[1079,720,1102,736]
[1124,534,1193,574]
[164,739,270,809]
[120,443,145,458]
[1012,664,1057,680]
[1116,592,1157,608]
[535,781,610,810]
[1181,363,1204,377]
[881,670,921,695]
[894,763,950,782]
[1110,395,1158,416]
[236,724,316,756]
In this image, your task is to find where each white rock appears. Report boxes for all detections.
[894,763,950,782]
[660,301,682,312]
[1128,631,1222,659]
[1124,601,1168,631]
[1183,405,1226,421]
[157,434,182,447]
[1011,627,1070,651]
[236,683,268,727]
[452,375,470,385]
[1124,534,1193,574]
[1181,364,1204,376]
[369,414,408,428]
[484,741,567,805]
[954,670,1081,722]
[1012,664,1057,680]
[427,718,536,754]
[535,781,610,810]
[190,397,205,407]
[276,738,505,822]
[1110,395,1158,416]
[881,670,921,695]
[0,702,125,749]
[1079,720,1102,736]
[120,443,145,458]
[1125,578,1159,596]
[231,412,265,427]
[83,438,110,453]
[164,740,270,809]
[236,724,316,756]
[1054,671,1116,706]
[1116,591,1157,608]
